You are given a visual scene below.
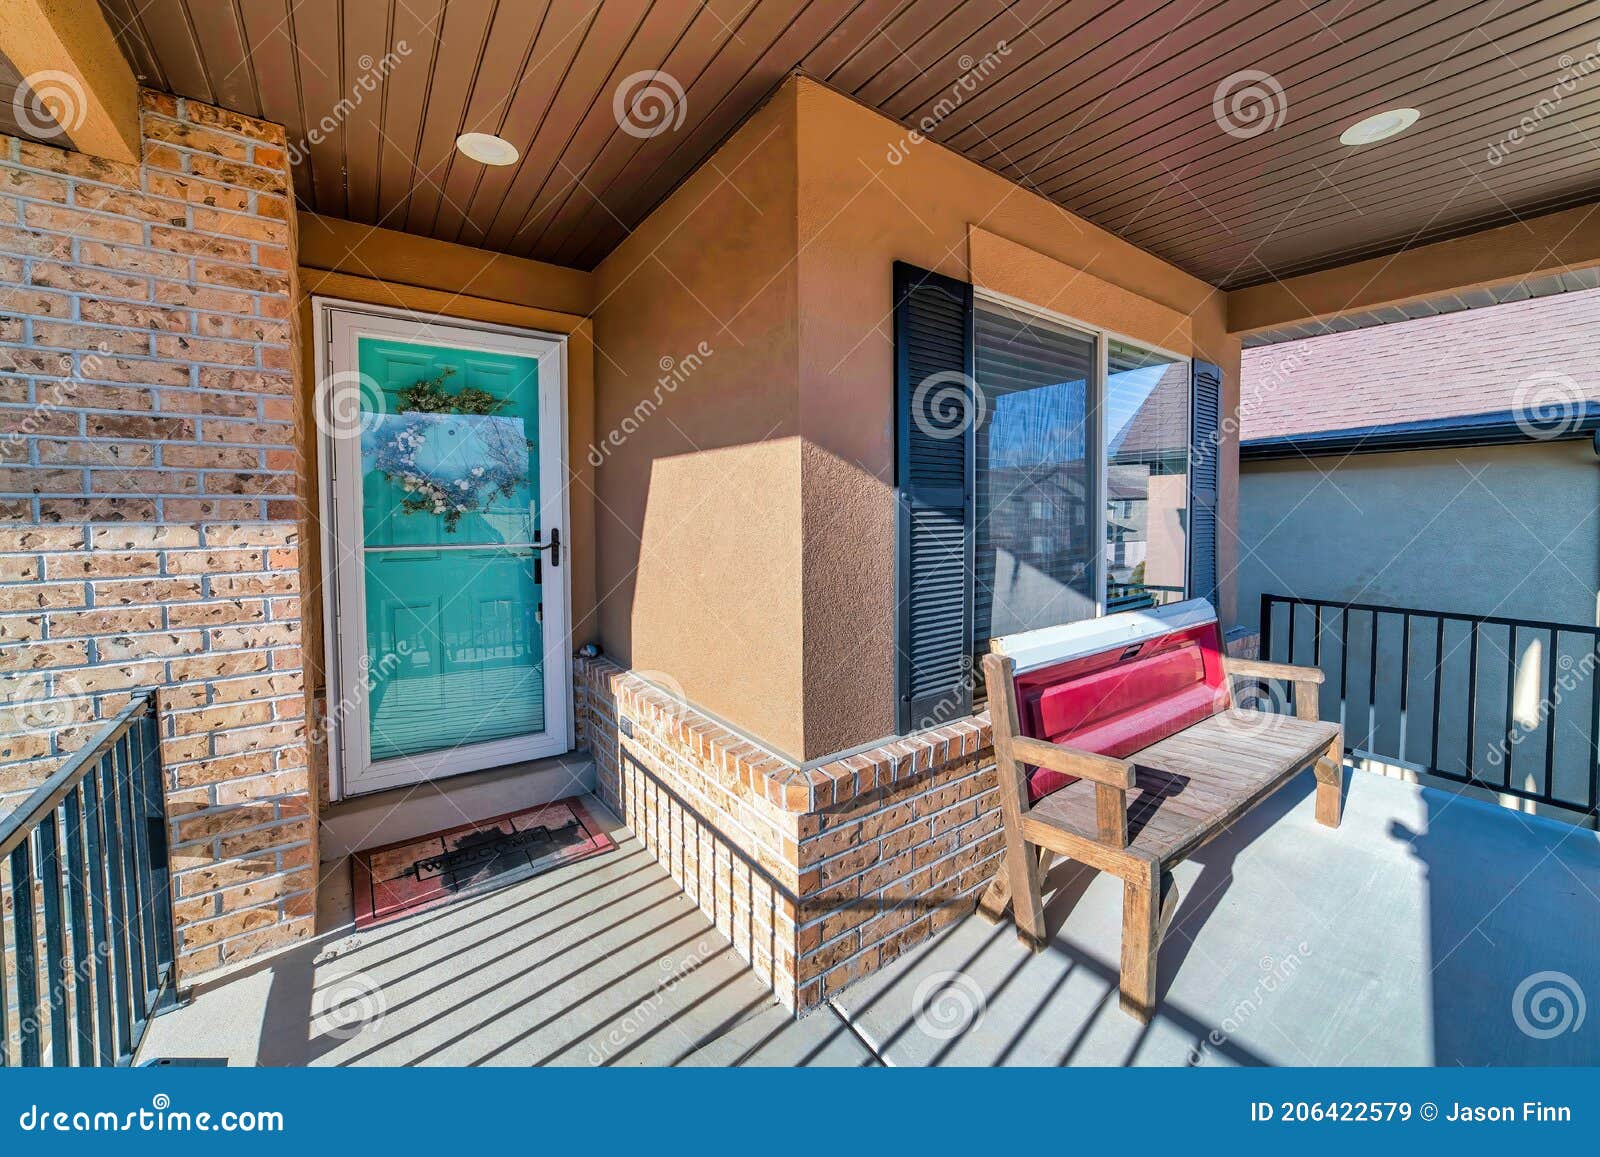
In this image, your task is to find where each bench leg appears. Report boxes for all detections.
[1119,860,1162,1022]
[1314,734,1345,828]
[1005,834,1047,952]
[976,846,1054,924]
[975,865,1011,924]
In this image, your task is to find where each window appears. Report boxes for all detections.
[893,261,1217,735]
[972,298,1189,636]
[972,302,1097,642]
[1105,339,1189,610]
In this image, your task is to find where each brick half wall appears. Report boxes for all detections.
[577,655,1001,1014]
[0,91,311,981]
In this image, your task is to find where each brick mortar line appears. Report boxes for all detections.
[1,195,293,259]
[795,814,1003,945]
[4,258,286,315]
[800,769,996,871]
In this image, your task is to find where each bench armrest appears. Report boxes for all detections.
[1223,657,1324,685]
[1009,736,1135,788]
[1009,737,1134,849]
[1224,657,1324,721]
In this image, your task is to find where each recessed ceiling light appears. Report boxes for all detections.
[455,132,519,165]
[1339,108,1420,146]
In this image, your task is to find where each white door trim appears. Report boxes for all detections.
[312,298,574,801]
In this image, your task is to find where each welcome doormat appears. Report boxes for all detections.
[351,796,614,929]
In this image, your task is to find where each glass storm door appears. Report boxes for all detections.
[321,306,570,798]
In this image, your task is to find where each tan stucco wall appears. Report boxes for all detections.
[294,215,598,798]
[792,76,1240,758]
[582,75,1244,762]
[590,86,806,758]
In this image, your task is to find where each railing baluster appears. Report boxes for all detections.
[1398,612,1411,764]
[37,814,69,1065]
[81,769,115,1066]
[63,785,95,1067]
[1367,611,1379,752]
[1260,592,1274,664]
[112,734,152,1040]
[1591,638,1600,813]
[1338,607,1350,734]
[1544,628,1559,803]
[10,840,41,1067]
[1430,617,1445,775]
[97,747,136,1063]
[1504,624,1518,790]
[135,702,174,989]
[1465,622,1480,783]
[0,884,8,1068]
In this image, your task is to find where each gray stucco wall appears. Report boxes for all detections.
[1236,441,1600,817]
[1237,440,1600,631]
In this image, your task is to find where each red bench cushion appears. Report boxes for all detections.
[1007,608,1230,803]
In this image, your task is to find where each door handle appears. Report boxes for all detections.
[533,528,559,567]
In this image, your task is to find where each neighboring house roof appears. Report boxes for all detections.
[1109,363,1189,464]
[1239,285,1600,449]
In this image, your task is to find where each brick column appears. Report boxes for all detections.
[0,90,313,981]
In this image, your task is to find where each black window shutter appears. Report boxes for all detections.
[1187,358,1223,609]
[894,261,975,735]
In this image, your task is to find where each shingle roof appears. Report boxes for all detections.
[1239,285,1600,441]
[1109,362,1189,462]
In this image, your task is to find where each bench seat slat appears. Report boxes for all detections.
[1026,711,1340,865]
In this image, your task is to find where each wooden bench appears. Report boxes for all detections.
[974,600,1344,1022]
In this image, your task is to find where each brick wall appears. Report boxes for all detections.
[0,90,312,982]
[576,655,1001,1014]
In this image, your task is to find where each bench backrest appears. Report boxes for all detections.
[990,599,1231,803]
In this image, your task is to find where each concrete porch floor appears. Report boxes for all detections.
[138,772,1600,1066]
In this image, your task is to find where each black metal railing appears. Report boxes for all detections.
[1,690,175,1066]
[1261,595,1600,815]
[1107,582,1185,612]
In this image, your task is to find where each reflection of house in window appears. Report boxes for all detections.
[1106,349,1189,607]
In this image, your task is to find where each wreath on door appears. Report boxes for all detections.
[365,369,533,531]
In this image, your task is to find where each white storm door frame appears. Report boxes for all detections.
[314,299,572,801]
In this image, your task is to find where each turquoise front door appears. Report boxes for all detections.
[322,308,569,796]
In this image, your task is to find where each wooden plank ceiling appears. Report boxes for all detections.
[97,0,1600,286]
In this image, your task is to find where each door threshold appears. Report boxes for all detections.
[319,751,597,862]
